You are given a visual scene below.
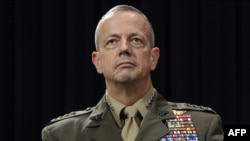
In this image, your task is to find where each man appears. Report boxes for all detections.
[41,5,224,141]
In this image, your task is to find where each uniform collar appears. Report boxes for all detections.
[105,87,155,127]
[86,91,178,141]
[105,93,125,127]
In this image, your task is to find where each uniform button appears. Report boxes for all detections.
[85,107,92,111]
[91,114,102,122]
[63,114,69,117]
[171,103,177,107]
[159,110,169,116]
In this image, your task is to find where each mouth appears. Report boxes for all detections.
[115,61,137,69]
[118,62,135,68]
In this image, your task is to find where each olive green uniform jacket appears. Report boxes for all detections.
[42,92,224,141]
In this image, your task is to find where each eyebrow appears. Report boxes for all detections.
[107,32,143,38]
[103,31,145,43]
[129,33,143,37]
[106,34,121,38]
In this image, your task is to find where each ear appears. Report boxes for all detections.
[150,47,160,70]
[92,51,103,74]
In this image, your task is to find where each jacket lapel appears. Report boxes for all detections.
[136,93,176,141]
[84,96,123,141]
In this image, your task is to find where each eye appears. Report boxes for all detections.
[130,37,144,47]
[107,39,117,45]
[131,37,142,43]
[105,39,118,49]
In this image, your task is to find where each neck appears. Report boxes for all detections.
[106,78,152,106]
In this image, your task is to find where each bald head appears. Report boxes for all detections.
[94,5,155,51]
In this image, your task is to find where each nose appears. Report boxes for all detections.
[119,40,131,56]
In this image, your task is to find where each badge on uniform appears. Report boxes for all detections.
[160,110,199,141]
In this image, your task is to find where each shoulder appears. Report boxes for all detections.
[167,101,217,114]
[166,101,222,126]
[45,107,93,126]
[166,101,223,140]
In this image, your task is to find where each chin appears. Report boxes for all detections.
[114,75,137,83]
[116,77,133,83]
[113,70,140,83]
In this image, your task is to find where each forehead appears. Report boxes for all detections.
[102,10,145,22]
[99,11,149,35]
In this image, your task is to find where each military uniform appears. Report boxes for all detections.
[41,91,224,141]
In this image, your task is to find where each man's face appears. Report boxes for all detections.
[92,11,159,84]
